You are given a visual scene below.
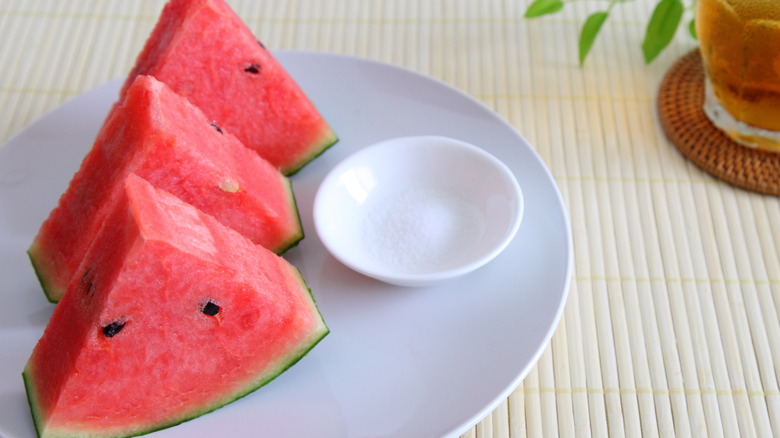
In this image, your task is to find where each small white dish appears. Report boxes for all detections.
[314,135,524,287]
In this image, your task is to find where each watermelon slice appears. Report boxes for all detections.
[23,173,329,438]
[121,0,338,175]
[29,75,303,303]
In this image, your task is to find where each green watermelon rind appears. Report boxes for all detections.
[22,269,328,438]
[22,369,43,438]
[22,329,327,438]
[27,246,59,304]
[272,177,305,255]
[275,132,339,251]
[282,130,339,177]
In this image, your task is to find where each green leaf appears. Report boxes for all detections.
[578,11,609,65]
[642,0,684,64]
[524,0,564,18]
[688,17,697,39]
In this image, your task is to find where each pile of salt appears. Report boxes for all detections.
[362,187,484,272]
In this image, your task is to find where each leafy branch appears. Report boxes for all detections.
[524,0,697,65]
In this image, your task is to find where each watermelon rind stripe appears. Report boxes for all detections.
[27,247,59,304]
[24,326,329,438]
[138,326,330,438]
[22,369,45,438]
[24,318,328,438]
[273,177,305,255]
[283,131,339,177]
[23,266,329,438]
[135,268,331,438]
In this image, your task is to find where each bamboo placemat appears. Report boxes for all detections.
[1,1,779,437]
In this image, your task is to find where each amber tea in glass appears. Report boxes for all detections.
[696,0,780,151]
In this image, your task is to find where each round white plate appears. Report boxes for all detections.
[0,51,571,438]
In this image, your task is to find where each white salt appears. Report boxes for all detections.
[362,187,484,272]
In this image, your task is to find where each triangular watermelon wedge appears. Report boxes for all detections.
[24,173,328,438]
[29,75,303,302]
[122,0,338,175]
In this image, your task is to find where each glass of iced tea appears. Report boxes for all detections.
[696,0,780,151]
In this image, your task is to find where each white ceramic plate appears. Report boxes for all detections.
[0,51,571,438]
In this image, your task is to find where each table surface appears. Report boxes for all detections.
[2,1,779,437]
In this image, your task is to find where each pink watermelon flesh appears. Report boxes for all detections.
[122,0,338,175]
[29,75,303,303]
[23,173,328,438]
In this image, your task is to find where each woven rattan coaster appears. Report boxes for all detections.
[657,50,780,196]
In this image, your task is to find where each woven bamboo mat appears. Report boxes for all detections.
[1,1,779,437]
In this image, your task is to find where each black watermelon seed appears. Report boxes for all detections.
[202,301,220,316]
[210,122,223,134]
[257,39,266,50]
[80,268,95,296]
[244,63,261,74]
[80,268,90,284]
[102,321,125,338]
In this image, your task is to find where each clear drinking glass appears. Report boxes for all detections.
[696,0,780,151]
